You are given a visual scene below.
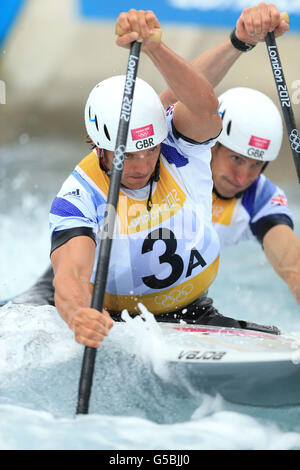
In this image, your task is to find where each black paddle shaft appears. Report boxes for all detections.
[265,32,300,183]
[76,41,142,415]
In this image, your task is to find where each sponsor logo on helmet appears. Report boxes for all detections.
[131,124,154,141]
[248,135,270,150]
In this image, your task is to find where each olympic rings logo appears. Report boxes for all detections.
[113,144,126,170]
[289,129,300,153]
[154,284,194,307]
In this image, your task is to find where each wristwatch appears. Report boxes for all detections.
[230,28,256,52]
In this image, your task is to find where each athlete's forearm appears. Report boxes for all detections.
[160,3,289,109]
[194,3,289,89]
[115,9,221,141]
[53,270,92,329]
[50,236,96,328]
[284,272,300,306]
[160,38,241,108]
[50,237,114,347]
[263,225,300,305]
[147,41,219,118]
[190,38,242,88]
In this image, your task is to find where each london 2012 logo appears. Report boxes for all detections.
[289,129,300,153]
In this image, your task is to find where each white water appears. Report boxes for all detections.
[0,138,300,450]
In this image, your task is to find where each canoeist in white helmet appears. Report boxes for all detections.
[47,7,288,347]
[161,2,300,306]
[210,87,300,305]
[5,4,298,332]
[49,8,231,348]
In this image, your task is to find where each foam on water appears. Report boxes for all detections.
[0,303,80,372]
[120,303,172,379]
[0,207,50,299]
[1,391,300,450]
[1,138,300,449]
[0,301,300,450]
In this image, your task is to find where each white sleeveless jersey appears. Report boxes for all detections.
[212,174,293,247]
[49,111,220,314]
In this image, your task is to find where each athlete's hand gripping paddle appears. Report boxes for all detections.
[75,40,142,415]
[265,12,300,182]
[115,24,162,44]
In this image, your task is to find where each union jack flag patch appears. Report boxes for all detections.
[271,195,288,207]
[166,104,176,116]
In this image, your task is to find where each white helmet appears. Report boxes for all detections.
[217,87,283,161]
[85,75,168,152]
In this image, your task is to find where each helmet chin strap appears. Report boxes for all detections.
[98,149,161,211]
[146,157,160,212]
[99,149,112,176]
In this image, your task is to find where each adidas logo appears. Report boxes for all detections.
[63,189,80,197]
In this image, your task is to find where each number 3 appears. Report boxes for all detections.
[141,228,206,289]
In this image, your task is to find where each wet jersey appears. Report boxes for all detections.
[49,111,220,314]
[212,173,293,247]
